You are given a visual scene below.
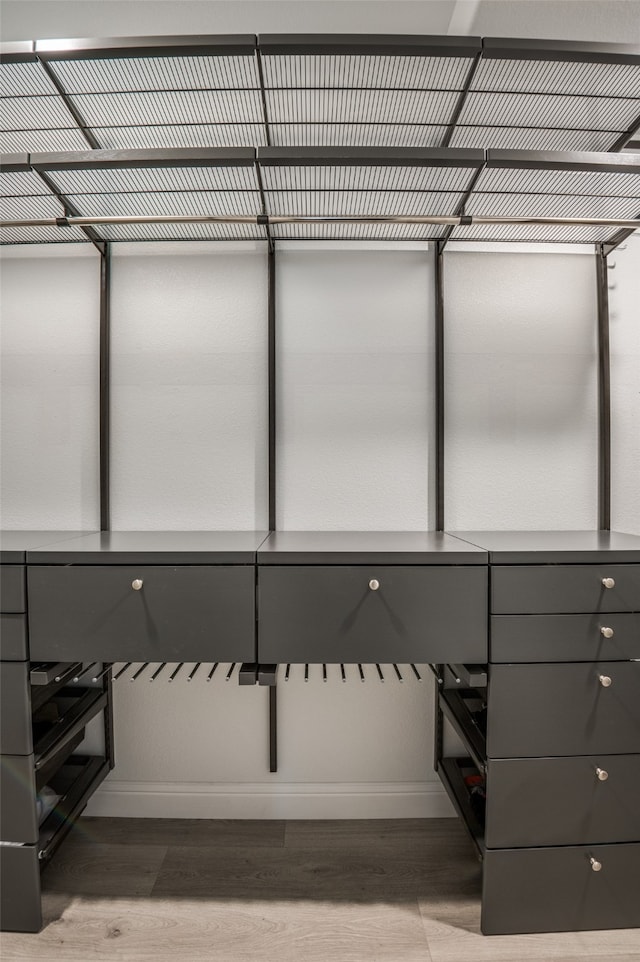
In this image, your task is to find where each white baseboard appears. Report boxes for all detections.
[83,779,455,820]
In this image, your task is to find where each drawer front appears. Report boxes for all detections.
[0,614,28,661]
[482,843,640,935]
[0,662,32,755]
[27,565,255,663]
[0,753,38,844]
[0,844,42,933]
[487,662,640,758]
[486,755,640,848]
[0,566,26,613]
[258,565,487,664]
[490,613,640,663]
[492,564,640,614]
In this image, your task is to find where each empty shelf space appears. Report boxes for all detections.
[438,755,485,858]
[33,687,108,772]
[38,754,109,865]
[439,688,487,772]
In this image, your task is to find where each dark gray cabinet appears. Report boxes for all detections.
[3,528,640,937]
[442,530,640,937]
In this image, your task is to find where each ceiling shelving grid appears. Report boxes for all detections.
[1,34,639,248]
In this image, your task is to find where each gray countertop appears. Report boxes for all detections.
[451,530,640,563]
[23,531,270,564]
[257,530,487,564]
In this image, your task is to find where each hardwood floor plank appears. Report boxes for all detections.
[285,817,463,850]
[0,896,433,962]
[77,816,286,848]
[41,840,167,897]
[152,839,479,902]
[419,897,640,961]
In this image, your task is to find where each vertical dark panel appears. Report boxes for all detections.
[596,246,611,531]
[434,242,445,531]
[100,244,111,532]
[268,248,276,532]
[269,685,277,773]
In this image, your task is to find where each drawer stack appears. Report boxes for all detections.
[439,531,640,936]
[0,534,112,933]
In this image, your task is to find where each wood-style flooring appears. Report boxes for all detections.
[1,817,639,962]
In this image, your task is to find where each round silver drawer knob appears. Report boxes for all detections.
[601,577,616,589]
[131,579,144,591]
[369,579,380,591]
[600,626,614,639]
[598,674,612,688]
[595,767,609,781]
[590,858,602,872]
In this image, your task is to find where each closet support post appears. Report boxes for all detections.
[267,247,278,772]
[434,242,445,532]
[268,247,276,532]
[596,245,611,531]
[99,243,111,532]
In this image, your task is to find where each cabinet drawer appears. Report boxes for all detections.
[258,565,487,664]
[487,662,640,758]
[482,842,640,935]
[0,614,28,660]
[492,564,640,614]
[486,755,640,848]
[0,662,32,755]
[28,565,255,663]
[490,613,640,662]
[0,565,26,613]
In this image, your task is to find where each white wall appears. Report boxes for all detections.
[445,250,599,529]
[1,238,638,818]
[0,247,100,529]
[277,248,433,530]
[611,233,640,535]
[110,243,268,530]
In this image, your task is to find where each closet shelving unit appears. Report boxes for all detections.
[1,33,640,936]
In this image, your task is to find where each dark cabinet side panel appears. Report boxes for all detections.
[0,566,26,613]
[27,565,256,663]
[0,753,38,844]
[0,615,28,661]
[0,845,42,932]
[258,565,487,663]
[487,662,640,758]
[0,662,32,755]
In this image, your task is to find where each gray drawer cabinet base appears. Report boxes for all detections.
[486,755,640,848]
[258,565,487,663]
[482,843,640,935]
[28,565,256,663]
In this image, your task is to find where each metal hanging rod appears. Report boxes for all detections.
[2,214,639,230]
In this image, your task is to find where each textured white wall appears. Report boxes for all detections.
[110,243,268,530]
[277,249,434,530]
[444,250,599,530]
[610,232,640,535]
[0,247,100,529]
